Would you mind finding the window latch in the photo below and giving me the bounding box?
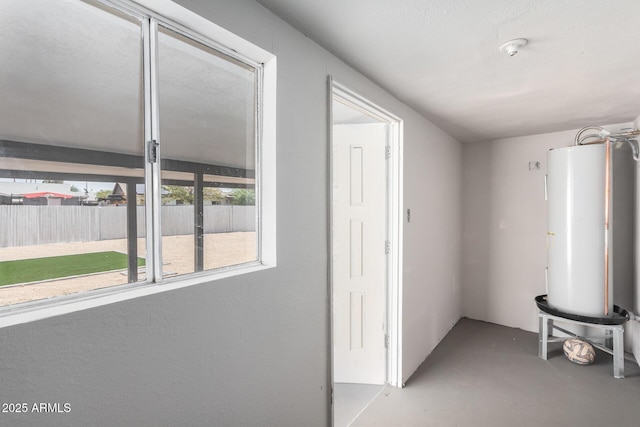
[147,140,159,163]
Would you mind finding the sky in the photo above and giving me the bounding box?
[0,178,115,193]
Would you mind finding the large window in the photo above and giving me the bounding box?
[0,0,266,307]
[157,26,258,277]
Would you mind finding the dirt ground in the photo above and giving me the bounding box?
[0,232,256,306]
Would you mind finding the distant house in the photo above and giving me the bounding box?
[99,183,148,206]
[0,182,86,206]
[101,182,127,206]
[95,182,127,206]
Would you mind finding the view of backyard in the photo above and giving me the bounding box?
[0,183,258,307]
[0,251,144,287]
[0,0,260,308]
[0,232,256,306]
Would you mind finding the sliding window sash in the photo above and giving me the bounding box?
[143,18,163,283]
[108,0,263,282]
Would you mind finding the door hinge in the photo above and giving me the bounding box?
[385,240,390,255]
[147,139,159,163]
[385,145,391,160]
[384,334,389,349]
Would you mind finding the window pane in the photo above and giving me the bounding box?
[157,26,258,277]
[0,0,145,306]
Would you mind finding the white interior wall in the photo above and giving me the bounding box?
[634,114,640,365]
[462,123,634,333]
[0,0,463,425]
[399,113,462,380]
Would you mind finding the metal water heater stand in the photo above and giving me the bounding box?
[536,295,629,378]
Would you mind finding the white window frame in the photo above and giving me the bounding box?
[0,0,276,328]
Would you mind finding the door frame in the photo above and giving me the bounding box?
[328,77,403,397]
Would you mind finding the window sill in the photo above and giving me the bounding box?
[0,262,273,329]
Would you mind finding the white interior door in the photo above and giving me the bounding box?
[333,123,387,385]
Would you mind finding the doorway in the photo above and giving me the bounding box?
[329,79,403,426]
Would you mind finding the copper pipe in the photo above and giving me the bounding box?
[604,138,611,316]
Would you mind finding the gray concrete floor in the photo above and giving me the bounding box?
[334,383,384,427]
[350,318,640,427]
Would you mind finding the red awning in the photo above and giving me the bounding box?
[23,192,74,199]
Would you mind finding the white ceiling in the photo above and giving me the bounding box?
[332,98,384,125]
[257,0,640,142]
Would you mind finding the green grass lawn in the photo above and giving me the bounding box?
[0,251,145,287]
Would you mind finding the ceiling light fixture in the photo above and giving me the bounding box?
[499,38,528,57]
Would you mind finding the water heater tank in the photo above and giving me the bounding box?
[546,144,613,317]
